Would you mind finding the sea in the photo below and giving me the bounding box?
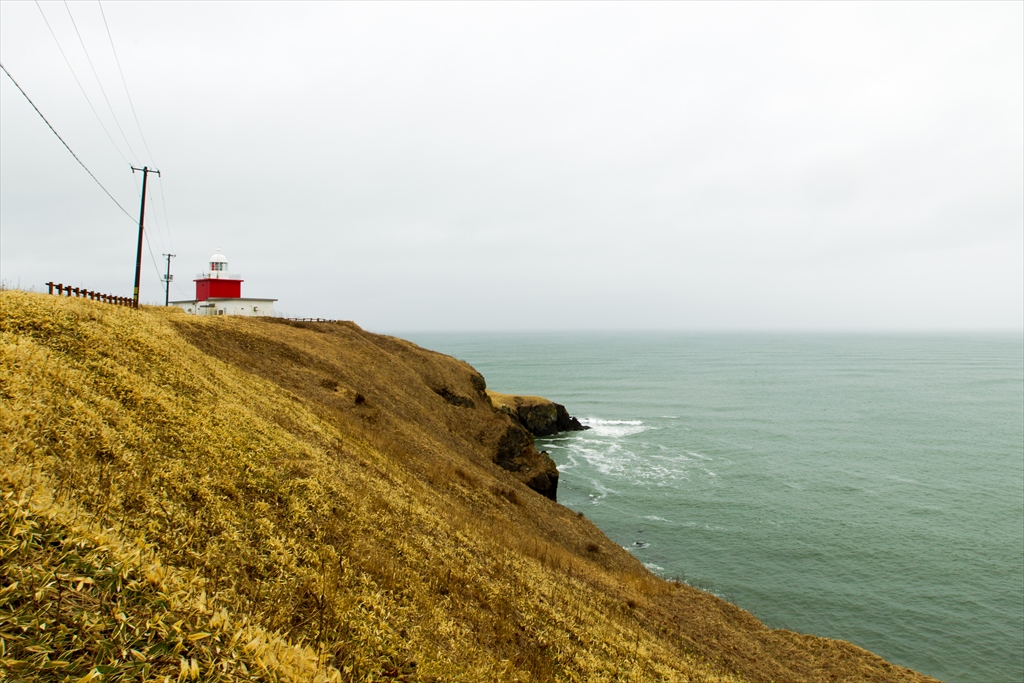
[400,332,1024,683]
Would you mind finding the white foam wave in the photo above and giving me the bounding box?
[642,515,671,522]
[561,440,721,484]
[581,417,652,438]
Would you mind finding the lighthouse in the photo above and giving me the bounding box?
[170,250,277,317]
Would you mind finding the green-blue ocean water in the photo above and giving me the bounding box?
[401,332,1024,683]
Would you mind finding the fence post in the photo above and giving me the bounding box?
[46,282,54,295]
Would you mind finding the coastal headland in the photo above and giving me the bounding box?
[487,391,589,437]
[0,291,939,682]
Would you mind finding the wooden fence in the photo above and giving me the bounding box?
[46,282,134,307]
[285,317,339,323]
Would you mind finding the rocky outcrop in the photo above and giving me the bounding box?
[487,391,589,437]
[432,386,475,408]
[493,422,560,500]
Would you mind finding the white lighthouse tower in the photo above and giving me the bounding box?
[170,250,277,316]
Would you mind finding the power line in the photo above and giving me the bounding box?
[34,0,131,165]
[97,1,174,259]
[1,62,135,222]
[129,169,171,263]
[98,1,176,265]
[98,0,154,163]
[145,228,164,296]
[140,172,168,255]
[62,0,139,162]
[156,176,174,252]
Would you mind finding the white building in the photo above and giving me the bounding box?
[170,250,277,317]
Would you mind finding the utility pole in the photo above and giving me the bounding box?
[131,165,160,308]
[162,253,176,306]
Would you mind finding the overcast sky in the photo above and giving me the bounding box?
[1,1,1021,331]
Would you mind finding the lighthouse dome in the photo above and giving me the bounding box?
[209,250,228,272]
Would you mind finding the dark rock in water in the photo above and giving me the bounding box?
[554,404,588,433]
[519,401,559,436]
[488,391,589,436]
[485,390,585,500]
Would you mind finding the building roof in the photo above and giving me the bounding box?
[170,297,278,304]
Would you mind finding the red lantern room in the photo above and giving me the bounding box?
[194,249,243,301]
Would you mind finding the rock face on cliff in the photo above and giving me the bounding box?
[493,422,560,499]
[429,381,561,499]
[487,391,589,436]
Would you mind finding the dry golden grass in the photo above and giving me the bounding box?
[487,392,550,411]
[0,291,940,682]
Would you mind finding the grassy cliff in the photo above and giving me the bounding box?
[0,291,938,682]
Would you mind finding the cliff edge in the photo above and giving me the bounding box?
[0,291,939,683]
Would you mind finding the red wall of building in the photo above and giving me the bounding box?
[195,279,242,301]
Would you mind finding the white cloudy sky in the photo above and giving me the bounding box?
[1,1,1021,331]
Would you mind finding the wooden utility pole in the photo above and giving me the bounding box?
[162,253,176,306]
[131,165,160,308]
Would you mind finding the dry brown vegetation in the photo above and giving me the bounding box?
[0,291,940,682]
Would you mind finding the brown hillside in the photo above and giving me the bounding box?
[0,291,939,682]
